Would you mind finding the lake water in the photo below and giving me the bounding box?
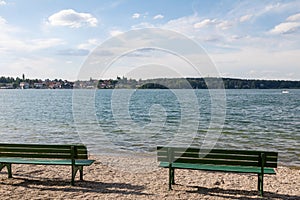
[0,89,299,167]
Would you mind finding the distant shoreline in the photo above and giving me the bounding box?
[1,76,300,89]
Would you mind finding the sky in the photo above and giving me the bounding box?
[0,0,299,81]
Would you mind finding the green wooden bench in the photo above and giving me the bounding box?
[157,146,278,196]
[0,143,95,185]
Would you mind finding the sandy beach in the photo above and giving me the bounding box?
[0,155,299,200]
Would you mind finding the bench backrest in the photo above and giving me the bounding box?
[0,143,88,159]
[157,146,278,168]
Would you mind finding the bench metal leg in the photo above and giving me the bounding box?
[7,164,12,178]
[71,165,75,186]
[0,163,4,171]
[168,166,174,190]
[79,166,83,181]
[171,168,175,185]
[72,165,84,185]
[257,174,260,194]
[257,173,264,196]
[0,163,12,178]
[71,165,78,186]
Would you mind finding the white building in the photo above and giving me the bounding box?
[20,82,30,89]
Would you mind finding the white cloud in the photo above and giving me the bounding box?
[211,48,300,80]
[153,14,164,20]
[132,13,140,19]
[47,9,98,28]
[78,39,99,50]
[264,3,281,13]
[161,15,236,45]
[286,13,300,21]
[0,15,65,54]
[186,17,233,31]
[153,12,300,80]
[57,48,89,56]
[0,38,65,53]
[259,2,300,17]
[216,20,233,30]
[163,15,202,34]
[270,22,300,34]
[239,14,252,22]
[270,13,300,34]
[0,16,7,24]
[2,56,62,79]
[0,0,6,6]
[30,38,65,50]
[194,19,216,29]
[131,22,155,29]
[110,30,124,36]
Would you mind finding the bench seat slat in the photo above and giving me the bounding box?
[0,157,94,166]
[0,148,71,154]
[157,146,278,157]
[0,144,87,154]
[0,154,88,159]
[0,152,88,158]
[158,157,278,168]
[0,143,86,149]
[158,157,262,167]
[159,162,276,174]
[0,153,73,159]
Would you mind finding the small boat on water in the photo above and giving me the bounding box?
[282,90,289,94]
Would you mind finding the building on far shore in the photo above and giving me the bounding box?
[20,82,29,89]
[0,83,14,89]
[34,82,45,89]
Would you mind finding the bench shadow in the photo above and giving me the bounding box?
[184,185,300,200]
[0,176,151,196]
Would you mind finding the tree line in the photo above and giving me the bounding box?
[135,77,300,89]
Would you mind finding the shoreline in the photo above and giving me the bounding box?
[0,155,299,199]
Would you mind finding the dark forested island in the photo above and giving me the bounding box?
[1,75,300,89]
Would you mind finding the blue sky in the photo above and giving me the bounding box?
[0,0,299,80]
